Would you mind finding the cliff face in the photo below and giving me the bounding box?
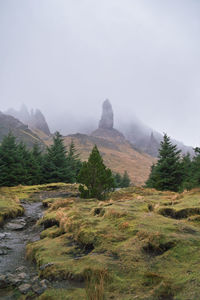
[0,111,45,148]
[6,105,50,135]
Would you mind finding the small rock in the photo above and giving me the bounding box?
[5,222,26,231]
[32,282,47,295]
[16,266,27,273]
[0,248,8,255]
[9,277,22,287]
[0,233,6,240]
[18,272,29,281]
[39,262,54,271]
[18,283,31,294]
[5,232,11,238]
[0,275,7,288]
[6,273,16,283]
[31,276,39,283]
[40,279,49,288]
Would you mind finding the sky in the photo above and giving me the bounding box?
[0,0,200,146]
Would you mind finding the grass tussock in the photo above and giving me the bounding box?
[0,195,24,226]
[84,268,108,300]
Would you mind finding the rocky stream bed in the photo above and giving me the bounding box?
[0,201,48,299]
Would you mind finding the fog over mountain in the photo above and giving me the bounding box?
[1,0,200,146]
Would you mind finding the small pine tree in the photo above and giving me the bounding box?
[78,145,114,200]
[191,147,200,188]
[0,132,24,186]
[17,141,30,185]
[31,143,44,184]
[146,134,183,192]
[43,132,70,183]
[181,153,194,190]
[121,171,131,187]
[66,140,82,183]
[113,172,123,188]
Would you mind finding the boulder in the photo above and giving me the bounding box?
[5,219,26,230]
[0,233,6,240]
[18,283,31,294]
[0,275,7,289]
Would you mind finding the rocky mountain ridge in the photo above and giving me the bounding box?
[6,105,50,136]
[0,111,45,148]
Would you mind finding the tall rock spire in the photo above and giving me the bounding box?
[99,99,113,130]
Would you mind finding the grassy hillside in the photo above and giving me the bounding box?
[21,185,200,300]
[62,134,155,186]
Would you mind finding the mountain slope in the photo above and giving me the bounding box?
[63,133,155,185]
[6,105,50,135]
[118,117,194,157]
[0,111,45,148]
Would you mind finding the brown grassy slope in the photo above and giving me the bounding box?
[40,129,156,186]
[63,133,156,185]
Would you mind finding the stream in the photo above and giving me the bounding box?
[0,194,84,300]
[0,201,45,299]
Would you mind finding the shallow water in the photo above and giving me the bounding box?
[0,202,43,275]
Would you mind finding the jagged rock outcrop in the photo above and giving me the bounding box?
[29,109,50,135]
[6,105,50,135]
[99,99,114,129]
[0,111,45,148]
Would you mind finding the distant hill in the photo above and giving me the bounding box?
[52,100,154,186]
[42,99,194,158]
[0,111,45,149]
[62,133,155,186]
[118,116,194,157]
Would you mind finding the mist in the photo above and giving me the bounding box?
[1,0,200,146]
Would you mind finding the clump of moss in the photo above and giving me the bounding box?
[38,288,86,300]
[40,226,64,239]
[0,196,24,226]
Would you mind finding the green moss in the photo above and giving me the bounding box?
[0,197,24,226]
[38,288,86,300]
[40,226,64,239]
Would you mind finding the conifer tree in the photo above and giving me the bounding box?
[146,134,183,192]
[181,153,194,190]
[66,140,82,183]
[191,147,200,188]
[31,143,44,184]
[113,172,123,188]
[78,145,114,199]
[0,133,23,186]
[17,141,30,185]
[43,132,70,183]
[121,171,131,187]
